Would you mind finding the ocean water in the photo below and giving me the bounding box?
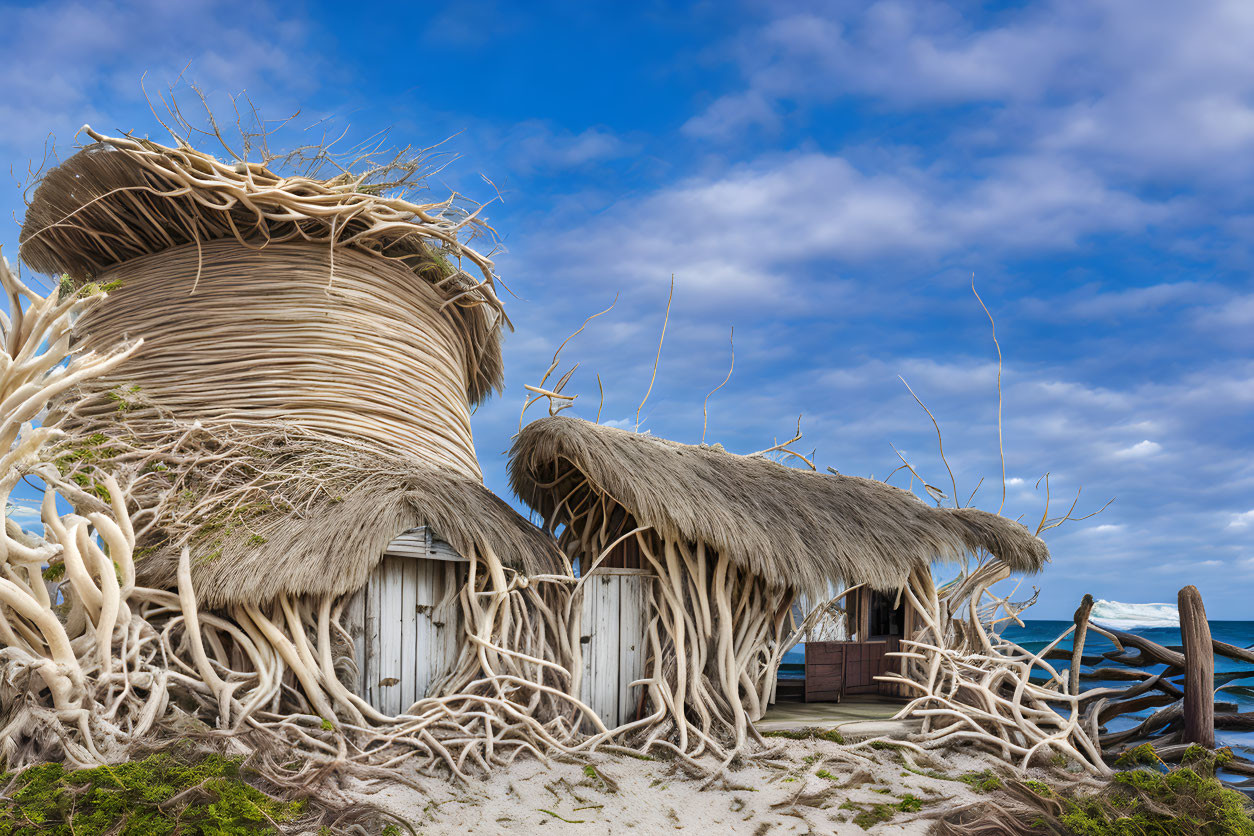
[1002,618,1254,759]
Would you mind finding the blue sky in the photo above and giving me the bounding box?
[1,0,1251,617]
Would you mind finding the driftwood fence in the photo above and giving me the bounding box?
[1049,585,1254,786]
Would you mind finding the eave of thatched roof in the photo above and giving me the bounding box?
[136,461,565,608]
[19,131,505,404]
[509,417,1048,595]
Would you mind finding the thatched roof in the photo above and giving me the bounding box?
[20,130,505,404]
[510,417,1049,595]
[127,440,565,608]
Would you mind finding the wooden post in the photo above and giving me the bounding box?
[1069,594,1094,696]
[1178,585,1214,749]
[857,588,871,642]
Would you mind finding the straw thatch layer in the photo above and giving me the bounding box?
[63,239,484,477]
[20,131,504,403]
[510,417,1048,595]
[135,457,564,609]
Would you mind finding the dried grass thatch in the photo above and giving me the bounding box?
[125,439,566,608]
[510,416,1049,596]
[20,129,504,403]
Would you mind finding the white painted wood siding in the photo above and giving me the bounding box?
[348,527,467,715]
[579,569,652,727]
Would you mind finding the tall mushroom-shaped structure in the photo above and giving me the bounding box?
[20,129,565,715]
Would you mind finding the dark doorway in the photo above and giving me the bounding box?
[868,590,905,639]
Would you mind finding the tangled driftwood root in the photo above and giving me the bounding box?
[878,562,1110,775]
[0,255,608,788]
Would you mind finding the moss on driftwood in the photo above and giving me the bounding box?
[0,752,304,835]
[935,747,1254,836]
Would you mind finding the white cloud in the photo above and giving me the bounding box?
[505,121,636,173]
[682,90,780,139]
[1112,440,1162,459]
[0,0,318,153]
[546,150,1160,297]
[5,504,41,523]
[1152,558,1223,572]
[693,1,1254,179]
[1228,510,1254,530]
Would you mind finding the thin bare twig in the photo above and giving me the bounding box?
[636,276,673,432]
[702,326,734,445]
[971,276,1006,514]
[899,375,958,508]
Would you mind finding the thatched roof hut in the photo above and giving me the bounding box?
[22,129,561,606]
[510,416,1048,597]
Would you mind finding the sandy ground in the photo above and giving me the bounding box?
[353,738,1013,835]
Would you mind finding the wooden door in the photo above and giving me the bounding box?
[345,527,467,716]
[579,569,651,727]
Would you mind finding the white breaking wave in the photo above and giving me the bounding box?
[1090,600,1180,630]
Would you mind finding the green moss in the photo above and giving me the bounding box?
[762,727,846,744]
[1023,780,1054,797]
[901,763,955,781]
[248,534,268,546]
[852,804,896,829]
[841,795,929,830]
[614,750,653,762]
[1181,745,1235,776]
[105,389,138,414]
[958,770,1003,792]
[41,562,66,582]
[1114,742,1163,768]
[0,752,305,835]
[815,769,836,780]
[75,279,125,299]
[1000,762,1254,836]
[579,764,616,793]
[320,718,334,732]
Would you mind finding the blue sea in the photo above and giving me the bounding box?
[1003,619,1254,761]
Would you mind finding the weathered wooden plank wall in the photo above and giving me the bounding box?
[347,527,467,715]
[579,569,651,727]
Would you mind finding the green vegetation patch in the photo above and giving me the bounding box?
[839,794,929,830]
[1114,742,1163,769]
[762,727,846,744]
[958,769,1003,792]
[0,752,306,835]
[1059,764,1254,836]
[939,751,1254,836]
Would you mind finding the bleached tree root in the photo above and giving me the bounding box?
[0,254,605,788]
[873,565,1110,776]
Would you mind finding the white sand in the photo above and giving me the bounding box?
[354,739,1011,835]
